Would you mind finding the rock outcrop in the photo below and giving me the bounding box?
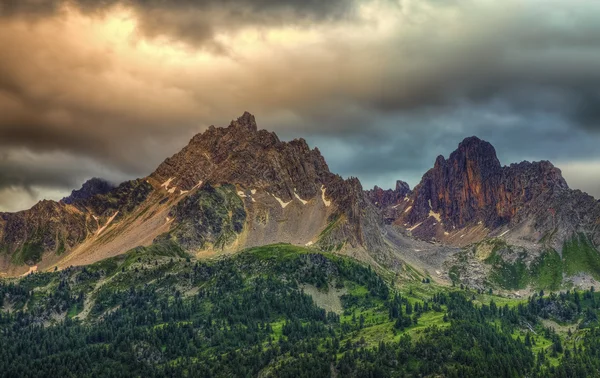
[62,178,115,205]
[152,112,388,255]
[366,181,411,210]
[377,136,600,248]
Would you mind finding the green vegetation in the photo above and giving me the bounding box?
[486,249,530,289]
[530,249,563,290]
[2,242,600,377]
[451,235,600,291]
[562,233,600,280]
[11,240,44,265]
[165,183,247,250]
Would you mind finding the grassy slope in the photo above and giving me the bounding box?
[453,234,600,291]
[562,233,600,280]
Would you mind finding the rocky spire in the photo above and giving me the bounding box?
[407,136,569,228]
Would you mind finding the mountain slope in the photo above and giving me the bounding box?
[371,136,600,289]
[0,113,393,275]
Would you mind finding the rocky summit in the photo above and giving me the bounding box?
[0,113,393,275]
[375,136,600,250]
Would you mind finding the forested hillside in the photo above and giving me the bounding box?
[1,243,600,377]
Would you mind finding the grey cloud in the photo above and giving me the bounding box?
[0,0,361,50]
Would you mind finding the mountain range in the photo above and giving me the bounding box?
[2,112,600,292]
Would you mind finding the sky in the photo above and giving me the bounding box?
[1,0,600,212]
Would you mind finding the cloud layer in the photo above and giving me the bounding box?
[1,0,600,210]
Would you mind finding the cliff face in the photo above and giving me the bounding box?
[366,181,411,209]
[378,136,599,248]
[408,137,568,229]
[152,112,331,201]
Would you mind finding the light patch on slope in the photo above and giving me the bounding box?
[392,204,400,209]
[21,265,38,277]
[428,210,441,222]
[237,191,248,198]
[272,194,292,208]
[180,190,189,195]
[404,206,412,213]
[251,189,257,195]
[321,185,331,207]
[294,191,308,205]
[499,230,510,237]
[408,222,422,231]
[192,181,203,190]
[444,231,450,236]
[167,187,177,194]
[96,211,119,236]
[305,241,314,246]
[428,199,432,209]
[404,197,410,202]
[161,177,175,189]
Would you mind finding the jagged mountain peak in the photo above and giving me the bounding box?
[395,180,411,193]
[439,136,502,175]
[230,111,258,132]
[152,112,331,201]
[62,177,116,205]
[375,135,594,248]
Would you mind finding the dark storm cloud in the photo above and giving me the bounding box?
[0,0,361,50]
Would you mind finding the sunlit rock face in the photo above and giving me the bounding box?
[375,136,600,249]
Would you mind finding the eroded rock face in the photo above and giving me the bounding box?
[382,136,600,247]
[152,112,388,255]
[152,112,332,202]
[366,181,411,209]
[407,137,569,228]
[0,179,154,266]
[0,201,89,264]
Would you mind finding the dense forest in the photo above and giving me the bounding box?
[1,243,600,377]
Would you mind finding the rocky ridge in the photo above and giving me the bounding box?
[0,113,394,275]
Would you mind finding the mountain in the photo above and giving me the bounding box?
[6,122,600,377]
[366,180,411,224]
[3,117,600,292]
[370,136,600,290]
[378,136,600,248]
[0,112,394,275]
[149,111,387,256]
